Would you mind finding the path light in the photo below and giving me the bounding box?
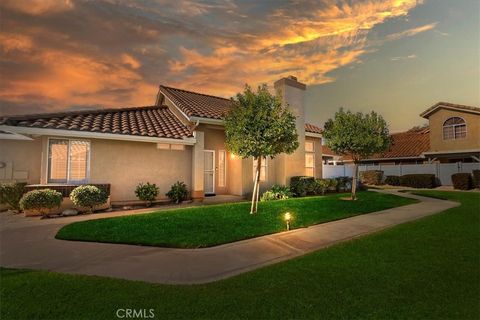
[284,212,292,231]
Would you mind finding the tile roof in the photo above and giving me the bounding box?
[159,85,232,120]
[373,127,430,159]
[322,127,430,161]
[321,145,336,156]
[305,123,322,134]
[0,106,193,139]
[420,102,480,118]
[159,85,322,133]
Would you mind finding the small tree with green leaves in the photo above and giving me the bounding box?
[323,109,390,200]
[225,84,299,214]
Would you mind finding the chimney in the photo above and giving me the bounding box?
[273,76,307,184]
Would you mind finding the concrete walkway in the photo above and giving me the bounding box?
[0,190,459,284]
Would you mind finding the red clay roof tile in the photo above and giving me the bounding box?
[0,106,193,139]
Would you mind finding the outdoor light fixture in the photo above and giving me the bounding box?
[284,212,292,230]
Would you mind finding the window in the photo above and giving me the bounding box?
[218,150,226,187]
[253,157,267,181]
[48,139,90,183]
[305,140,315,177]
[443,117,466,140]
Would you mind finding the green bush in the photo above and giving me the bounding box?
[473,170,480,189]
[0,182,27,211]
[70,185,109,213]
[385,175,401,186]
[166,181,188,204]
[335,176,352,192]
[19,189,62,216]
[260,185,292,201]
[361,170,384,185]
[135,182,159,206]
[400,174,436,188]
[451,173,473,190]
[313,179,330,195]
[290,176,316,197]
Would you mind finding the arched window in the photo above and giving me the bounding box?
[443,117,466,140]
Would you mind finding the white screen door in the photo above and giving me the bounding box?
[204,150,215,195]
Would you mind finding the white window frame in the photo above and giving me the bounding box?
[47,137,91,184]
[253,157,267,182]
[305,140,315,177]
[443,117,467,140]
[218,150,226,188]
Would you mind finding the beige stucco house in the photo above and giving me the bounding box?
[326,102,480,165]
[0,76,323,203]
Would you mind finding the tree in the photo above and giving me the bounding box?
[225,84,299,214]
[323,108,390,200]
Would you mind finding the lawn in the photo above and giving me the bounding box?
[1,191,478,319]
[55,191,415,248]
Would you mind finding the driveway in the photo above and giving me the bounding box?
[0,190,459,284]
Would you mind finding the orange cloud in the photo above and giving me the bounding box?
[2,0,74,15]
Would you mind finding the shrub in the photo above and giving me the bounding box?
[19,189,62,216]
[70,185,109,213]
[313,179,330,195]
[166,181,188,204]
[335,176,352,192]
[400,174,436,188]
[451,173,473,190]
[385,175,401,186]
[473,170,480,189]
[290,176,316,197]
[135,182,159,206]
[361,170,384,185]
[0,182,27,211]
[260,184,292,201]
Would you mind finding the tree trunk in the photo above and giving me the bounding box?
[250,157,262,214]
[351,162,358,200]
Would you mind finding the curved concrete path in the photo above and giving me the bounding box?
[0,190,459,284]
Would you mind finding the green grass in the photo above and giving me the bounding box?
[55,191,415,248]
[2,191,478,319]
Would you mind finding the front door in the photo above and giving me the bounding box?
[204,150,215,195]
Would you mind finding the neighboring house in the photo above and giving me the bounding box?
[420,102,480,163]
[0,76,323,203]
[325,102,479,165]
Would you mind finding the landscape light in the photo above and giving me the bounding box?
[284,212,292,230]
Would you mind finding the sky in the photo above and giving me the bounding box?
[0,0,478,132]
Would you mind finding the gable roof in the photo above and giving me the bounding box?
[0,105,193,140]
[159,84,322,134]
[420,102,480,119]
[159,85,232,120]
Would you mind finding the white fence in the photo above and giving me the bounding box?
[322,163,480,186]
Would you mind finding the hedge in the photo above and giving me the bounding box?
[290,176,316,197]
[385,175,401,186]
[451,173,473,190]
[400,174,437,188]
[473,170,480,189]
[361,170,384,185]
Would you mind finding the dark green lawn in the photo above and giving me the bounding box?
[2,191,478,320]
[55,191,415,248]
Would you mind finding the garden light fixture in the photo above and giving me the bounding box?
[284,212,292,230]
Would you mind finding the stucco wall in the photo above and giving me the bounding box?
[428,109,480,152]
[0,138,43,184]
[87,139,192,202]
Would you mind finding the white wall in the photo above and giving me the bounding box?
[322,162,480,186]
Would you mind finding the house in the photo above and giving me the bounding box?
[324,102,479,165]
[0,76,323,203]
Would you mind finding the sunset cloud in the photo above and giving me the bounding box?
[0,0,429,115]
